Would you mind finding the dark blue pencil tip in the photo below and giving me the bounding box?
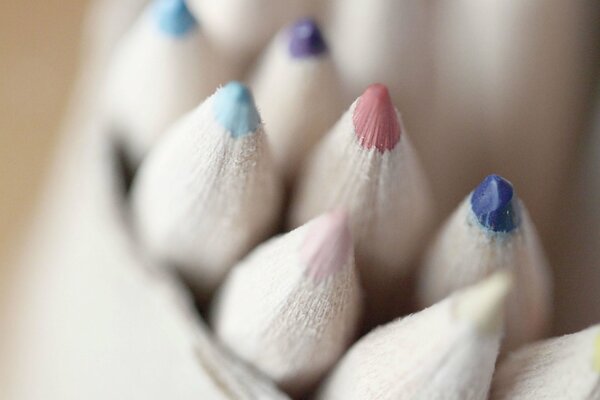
[213,81,261,138]
[470,175,519,233]
[153,0,197,37]
[288,18,327,58]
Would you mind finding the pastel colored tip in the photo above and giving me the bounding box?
[153,0,197,37]
[454,271,513,334]
[353,84,401,152]
[213,82,261,138]
[470,174,519,233]
[288,18,327,58]
[594,333,600,372]
[301,210,353,281]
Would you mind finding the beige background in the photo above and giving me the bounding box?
[0,1,87,268]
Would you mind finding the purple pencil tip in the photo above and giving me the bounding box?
[288,18,327,58]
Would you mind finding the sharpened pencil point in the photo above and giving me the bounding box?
[153,0,197,37]
[288,18,327,58]
[455,271,512,334]
[353,84,401,152]
[301,210,352,281]
[471,174,519,233]
[594,333,600,372]
[213,81,261,138]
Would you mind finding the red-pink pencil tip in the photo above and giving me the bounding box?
[352,84,401,152]
[300,210,353,281]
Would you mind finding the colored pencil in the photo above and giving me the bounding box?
[316,272,511,400]
[2,124,288,400]
[187,0,316,62]
[102,0,229,164]
[289,83,434,321]
[417,174,552,351]
[554,86,600,333]
[491,324,600,400]
[250,18,344,182]
[84,0,148,62]
[212,210,363,395]
[132,81,283,297]
[327,0,433,111]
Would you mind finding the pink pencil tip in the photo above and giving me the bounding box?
[300,210,353,281]
[352,84,401,152]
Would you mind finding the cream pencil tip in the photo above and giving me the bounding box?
[301,210,353,281]
[593,333,600,372]
[455,271,513,334]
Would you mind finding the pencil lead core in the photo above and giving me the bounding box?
[470,174,519,233]
[454,271,512,334]
[213,81,261,138]
[288,18,327,58]
[594,333,600,372]
[353,84,401,152]
[153,0,197,37]
[301,210,352,281]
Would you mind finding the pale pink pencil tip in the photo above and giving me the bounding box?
[301,210,353,281]
[352,83,401,152]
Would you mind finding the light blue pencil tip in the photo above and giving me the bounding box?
[153,0,197,37]
[213,82,261,138]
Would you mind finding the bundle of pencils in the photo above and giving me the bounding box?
[2,0,599,399]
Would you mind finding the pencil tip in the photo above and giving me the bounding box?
[594,333,600,372]
[353,84,401,152]
[213,81,261,138]
[301,210,353,281]
[454,271,513,334]
[470,174,519,233]
[153,0,197,37]
[288,18,327,58]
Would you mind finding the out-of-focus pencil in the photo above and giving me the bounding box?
[418,174,552,351]
[212,210,362,395]
[132,81,282,297]
[102,0,228,164]
[491,324,600,400]
[250,18,343,183]
[84,0,148,63]
[328,0,433,112]
[289,83,434,322]
[187,0,316,63]
[554,86,600,333]
[316,272,512,400]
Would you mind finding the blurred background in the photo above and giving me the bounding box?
[0,1,86,269]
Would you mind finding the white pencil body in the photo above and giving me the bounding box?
[554,85,600,333]
[188,0,314,61]
[289,100,433,314]
[2,120,288,400]
[418,197,552,351]
[132,90,282,295]
[102,4,227,163]
[328,0,433,109]
[250,28,344,182]
[84,0,148,64]
[491,324,600,400]
[316,273,510,400]
[212,212,363,394]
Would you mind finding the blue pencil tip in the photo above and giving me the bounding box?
[470,174,519,233]
[153,0,197,37]
[213,82,261,138]
[288,18,327,58]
